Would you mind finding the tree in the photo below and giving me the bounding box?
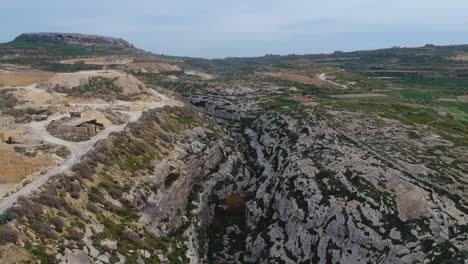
[0,212,12,225]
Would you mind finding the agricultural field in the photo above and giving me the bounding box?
[0,72,54,87]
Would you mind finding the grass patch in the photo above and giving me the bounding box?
[400,91,433,101]
[0,40,126,57]
[0,212,12,225]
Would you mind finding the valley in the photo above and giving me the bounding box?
[0,33,466,264]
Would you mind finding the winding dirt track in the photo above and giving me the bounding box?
[0,90,181,214]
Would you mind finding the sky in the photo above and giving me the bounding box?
[1,0,468,58]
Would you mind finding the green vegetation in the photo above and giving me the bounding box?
[30,246,51,264]
[165,173,180,188]
[322,101,468,146]
[121,155,155,173]
[389,78,468,98]
[0,40,126,57]
[81,76,122,95]
[273,98,298,108]
[113,138,159,174]
[172,114,192,126]
[399,90,434,101]
[0,212,12,225]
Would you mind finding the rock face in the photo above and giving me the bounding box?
[204,110,468,264]
[15,33,134,50]
[1,105,245,263]
[189,95,258,120]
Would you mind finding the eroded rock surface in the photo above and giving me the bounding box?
[202,109,467,264]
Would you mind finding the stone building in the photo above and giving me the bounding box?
[56,118,104,140]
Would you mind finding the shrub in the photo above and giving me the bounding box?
[72,160,96,180]
[66,227,84,241]
[122,230,144,247]
[224,194,246,216]
[35,193,65,209]
[88,188,105,204]
[8,196,43,222]
[0,225,19,245]
[0,212,12,225]
[164,173,180,188]
[65,206,84,220]
[51,216,64,233]
[68,181,82,199]
[31,220,57,239]
[87,203,100,214]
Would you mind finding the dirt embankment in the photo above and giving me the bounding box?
[127,62,183,73]
[59,56,133,65]
[38,70,159,101]
[450,54,468,62]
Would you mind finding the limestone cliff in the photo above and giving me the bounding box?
[15,33,134,50]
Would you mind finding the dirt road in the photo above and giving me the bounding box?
[317,73,348,89]
[0,89,181,214]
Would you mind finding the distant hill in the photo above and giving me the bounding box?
[15,33,135,51]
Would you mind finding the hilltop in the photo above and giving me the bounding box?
[15,33,135,50]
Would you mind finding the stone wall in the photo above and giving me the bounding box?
[54,125,91,141]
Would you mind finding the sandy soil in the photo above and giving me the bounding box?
[450,54,468,61]
[0,184,14,199]
[0,72,55,87]
[185,70,214,80]
[0,243,33,263]
[39,70,157,101]
[0,142,52,186]
[59,56,133,65]
[128,62,182,73]
[12,85,61,107]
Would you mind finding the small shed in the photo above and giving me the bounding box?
[58,118,104,137]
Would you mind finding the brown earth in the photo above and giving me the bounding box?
[127,62,182,73]
[39,70,159,101]
[59,56,133,65]
[262,72,334,88]
[0,72,55,87]
[0,142,51,184]
[450,54,468,61]
[0,243,33,263]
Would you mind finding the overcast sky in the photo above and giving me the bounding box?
[1,0,468,58]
